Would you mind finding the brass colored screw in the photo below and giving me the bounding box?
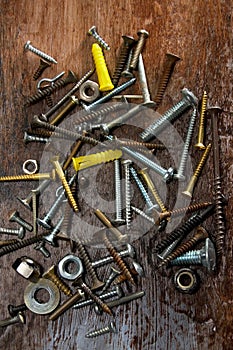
[62,139,83,171]
[0,170,56,182]
[43,265,73,297]
[51,156,78,212]
[195,91,208,149]
[182,143,211,198]
[33,59,51,80]
[50,95,79,126]
[94,209,127,242]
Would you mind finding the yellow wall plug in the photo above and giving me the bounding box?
[92,43,114,92]
[72,149,122,171]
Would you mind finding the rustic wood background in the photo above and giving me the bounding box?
[0,1,232,349]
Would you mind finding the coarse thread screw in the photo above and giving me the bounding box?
[158,226,209,268]
[131,206,155,224]
[0,170,56,182]
[0,312,26,328]
[138,54,156,107]
[171,238,216,272]
[43,216,63,246]
[113,159,124,224]
[0,226,25,239]
[140,88,198,142]
[174,108,197,180]
[112,35,136,86]
[9,211,33,232]
[43,265,73,296]
[0,239,18,247]
[129,29,149,70]
[122,160,132,230]
[88,26,110,51]
[94,209,127,242]
[0,234,44,257]
[92,43,114,92]
[154,52,181,108]
[195,91,208,149]
[182,143,211,198]
[8,304,28,317]
[91,243,135,268]
[73,286,122,309]
[24,41,57,64]
[85,321,117,338]
[33,58,51,80]
[24,131,49,144]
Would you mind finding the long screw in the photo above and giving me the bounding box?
[43,265,73,296]
[88,26,110,50]
[131,206,155,224]
[182,143,212,198]
[94,209,127,242]
[122,160,132,230]
[73,286,122,309]
[195,91,208,149]
[91,243,135,268]
[174,108,197,180]
[33,59,51,80]
[49,290,83,321]
[85,322,117,338]
[9,211,33,232]
[114,159,124,224]
[138,54,155,107]
[24,41,57,64]
[0,234,44,257]
[0,312,26,328]
[100,267,121,295]
[0,227,25,239]
[154,52,181,108]
[0,170,56,182]
[140,88,198,141]
[158,226,209,268]
[24,132,49,144]
[129,29,149,70]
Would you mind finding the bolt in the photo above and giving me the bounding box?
[24,131,49,144]
[195,91,208,149]
[0,226,25,239]
[34,241,51,258]
[122,160,132,230]
[88,26,110,51]
[24,40,57,64]
[100,267,121,295]
[0,312,26,328]
[8,304,28,317]
[43,216,63,246]
[171,238,216,272]
[182,143,211,198]
[140,88,198,142]
[174,108,197,180]
[92,43,114,92]
[9,211,33,232]
[138,54,156,107]
[129,29,149,71]
[17,179,52,211]
[33,58,51,80]
[85,321,117,338]
[91,243,135,268]
[43,265,73,296]
[113,159,125,225]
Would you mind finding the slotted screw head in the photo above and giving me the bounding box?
[88,25,97,36]
[137,29,149,38]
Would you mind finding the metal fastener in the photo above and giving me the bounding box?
[0,312,26,328]
[195,91,208,149]
[24,40,57,64]
[43,216,63,246]
[100,267,121,295]
[94,209,127,242]
[43,265,73,296]
[88,26,110,51]
[129,29,149,70]
[0,226,25,239]
[33,58,51,80]
[9,211,33,232]
[85,322,117,338]
[8,304,28,317]
[91,243,135,268]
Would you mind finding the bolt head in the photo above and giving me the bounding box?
[18,227,26,239]
[121,69,134,78]
[122,35,135,46]
[181,88,198,107]
[88,25,97,35]
[137,29,149,38]
[24,41,31,50]
[201,238,216,272]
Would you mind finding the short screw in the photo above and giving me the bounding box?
[43,216,63,246]
[140,88,198,142]
[33,58,51,80]
[24,40,57,64]
[129,29,149,71]
[85,322,117,338]
[131,206,155,224]
[9,211,33,232]
[195,91,208,149]
[43,265,73,296]
[171,238,216,272]
[8,304,28,317]
[137,54,156,107]
[49,289,84,321]
[88,26,110,50]
[0,226,25,239]
[91,243,135,268]
[113,159,125,225]
[24,131,49,144]
[100,267,121,295]
[122,160,132,230]
[0,312,26,328]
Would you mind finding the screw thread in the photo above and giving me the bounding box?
[89,28,110,51]
[195,91,208,148]
[0,239,19,247]
[0,173,52,182]
[8,304,28,316]
[193,143,212,178]
[45,271,72,296]
[45,94,53,108]
[119,140,165,150]
[123,162,132,230]
[0,234,44,257]
[170,250,201,265]
[25,42,57,64]
[130,31,149,70]
[24,132,48,143]
[80,282,113,315]
[121,49,134,77]
[33,59,51,80]
[159,202,212,221]
[130,167,154,209]
[213,176,225,257]
[73,288,118,309]
[85,325,113,338]
[60,175,78,212]
[131,206,154,224]
[0,227,21,236]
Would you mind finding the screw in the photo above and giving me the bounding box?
[140,88,198,142]
[8,304,28,317]
[33,58,51,80]
[0,227,25,239]
[122,160,132,230]
[24,40,57,64]
[174,108,197,180]
[113,159,125,225]
[157,239,180,260]
[92,43,114,92]
[0,170,56,182]
[9,211,33,232]
[158,226,209,268]
[91,243,135,268]
[0,239,18,247]
[182,143,211,198]
[17,179,52,211]
[43,216,63,246]
[94,209,127,242]
[131,206,155,224]
[88,26,110,51]
[171,238,216,272]
[43,265,73,296]
[0,312,26,328]
[24,131,49,144]
[129,29,149,71]
[195,91,208,149]
[85,321,117,338]
[121,48,135,78]
[100,267,121,295]
[154,52,181,108]
[0,234,44,257]
[137,54,156,107]
[49,289,83,321]
[112,35,136,86]
[34,241,51,258]
[49,95,79,126]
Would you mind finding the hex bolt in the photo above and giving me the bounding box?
[170,238,216,272]
[24,131,49,144]
[0,227,25,239]
[43,265,73,297]
[0,312,26,328]
[33,58,51,80]
[154,52,181,108]
[140,88,198,142]
[113,159,125,225]
[85,321,117,338]
[174,108,197,180]
[122,160,132,230]
[8,304,28,317]
[43,216,63,246]
[34,241,51,258]
[100,267,121,295]
[9,211,33,232]
[17,179,52,211]
[122,146,174,183]
[24,40,57,64]
[129,29,149,71]
[137,54,155,107]
[91,243,135,268]
[88,25,110,51]
[195,91,208,149]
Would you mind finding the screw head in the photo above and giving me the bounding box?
[24,41,31,51]
[122,35,135,46]
[100,123,110,135]
[18,227,26,239]
[9,210,19,222]
[163,167,174,183]
[88,25,97,36]
[125,243,136,258]
[201,238,216,272]
[121,159,133,166]
[181,88,198,107]
[17,312,26,325]
[137,29,149,38]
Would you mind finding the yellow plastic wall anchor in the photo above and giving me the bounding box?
[92,43,114,92]
[72,149,122,171]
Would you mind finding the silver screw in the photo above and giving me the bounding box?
[9,211,33,232]
[138,54,155,107]
[34,241,51,258]
[91,243,135,268]
[174,109,197,180]
[0,227,25,239]
[88,26,110,51]
[131,206,155,224]
[157,238,180,260]
[24,132,49,144]
[24,41,57,64]
[122,160,132,230]
[43,216,63,246]
[113,160,124,224]
[85,321,117,338]
[170,238,216,272]
[0,312,26,328]
[140,88,198,141]
[100,267,121,295]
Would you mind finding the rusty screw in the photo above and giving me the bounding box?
[129,29,149,71]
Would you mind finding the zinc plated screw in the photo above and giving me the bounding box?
[0,312,26,328]
[34,241,51,258]
[9,211,33,232]
[91,243,135,268]
[171,238,216,272]
[49,95,79,126]
[138,54,156,107]
[0,227,25,239]
[85,321,117,338]
[129,29,149,71]
[43,216,63,246]
[174,108,197,180]
[88,26,110,51]
[100,267,121,295]
[140,88,198,142]
[24,131,49,144]
[24,41,57,64]
[33,58,51,80]
[8,304,28,317]
[131,206,155,224]
[43,265,73,297]
[114,159,125,225]
[121,48,134,78]
[195,91,208,149]
[122,160,132,230]
[182,143,212,198]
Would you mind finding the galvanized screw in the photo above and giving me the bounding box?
[0,226,25,239]
[122,160,132,230]
[113,159,125,225]
[85,321,117,338]
[0,312,26,328]
[24,131,49,144]
[88,26,110,50]
[24,40,57,64]
[121,48,135,78]
[138,54,155,107]
[9,211,33,232]
[129,29,149,70]
[131,206,155,224]
[43,216,63,246]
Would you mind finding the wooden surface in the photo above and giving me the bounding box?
[0,1,232,349]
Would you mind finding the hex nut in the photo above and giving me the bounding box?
[58,254,84,280]
[173,268,200,294]
[79,80,100,103]
[12,256,42,282]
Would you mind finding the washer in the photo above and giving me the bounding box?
[58,254,83,280]
[24,278,60,314]
[79,80,100,102]
[22,159,39,175]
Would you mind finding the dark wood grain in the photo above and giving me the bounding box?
[0,1,232,349]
